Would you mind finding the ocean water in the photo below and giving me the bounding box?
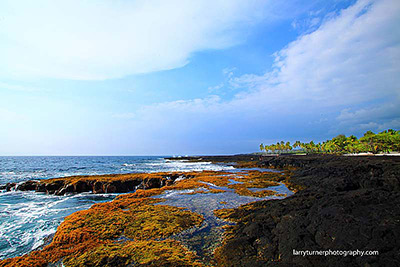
[0,156,234,260]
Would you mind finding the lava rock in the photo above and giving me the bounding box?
[213,155,400,267]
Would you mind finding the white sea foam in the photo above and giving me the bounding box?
[162,189,193,197]
[120,159,234,173]
[0,190,116,259]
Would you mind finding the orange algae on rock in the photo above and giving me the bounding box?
[231,187,281,198]
[55,194,204,242]
[123,204,204,240]
[213,208,239,222]
[0,187,204,267]
[0,168,296,267]
[63,240,204,267]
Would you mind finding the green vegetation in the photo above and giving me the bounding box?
[260,129,400,154]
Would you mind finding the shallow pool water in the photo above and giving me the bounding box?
[152,177,294,262]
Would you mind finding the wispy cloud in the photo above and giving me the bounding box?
[0,0,276,80]
[207,83,224,93]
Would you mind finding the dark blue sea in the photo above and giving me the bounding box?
[0,156,234,259]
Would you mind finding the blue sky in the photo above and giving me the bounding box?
[0,0,399,155]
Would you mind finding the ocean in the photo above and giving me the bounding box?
[0,156,234,259]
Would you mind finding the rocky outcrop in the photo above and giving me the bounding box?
[4,173,188,195]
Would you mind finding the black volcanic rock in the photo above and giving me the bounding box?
[16,180,37,191]
[1,182,16,191]
[212,155,400,267]
[13,173,184,196]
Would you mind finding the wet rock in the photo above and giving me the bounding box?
[93,181,104,194]
[104,183,117,193]
[143,177,163,189]
[16,180,38,191]
[55,187,66,196]
[64,183,75,194]
[45,181,65,194]
[2,182,16,191]
[36,183,46,192]
[14,174,167,195]
[73,181,90,193]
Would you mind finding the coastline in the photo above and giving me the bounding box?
[0,161,294,266]
[1,154,399,266]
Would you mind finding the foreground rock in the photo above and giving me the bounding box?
[210,155,400,267]
[1,170,280,267]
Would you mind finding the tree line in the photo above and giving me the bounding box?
[259,129,400,154]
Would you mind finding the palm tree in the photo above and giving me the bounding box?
[276,142,282,154]
[293,141,301,149]
[285,141,292,153]
[270,144,276,154]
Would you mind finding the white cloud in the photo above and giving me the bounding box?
[336,100,400,132]
[0,0,271,80]
[207,83,224,93]
[122,0,400,145]
[234,0,400,108]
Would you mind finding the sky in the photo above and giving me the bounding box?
[0,0,399,155]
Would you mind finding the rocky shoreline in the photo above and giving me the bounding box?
[1,154,399,266]
[189,154,400,266]
[0,173,186,195]
[0,167,291,267]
